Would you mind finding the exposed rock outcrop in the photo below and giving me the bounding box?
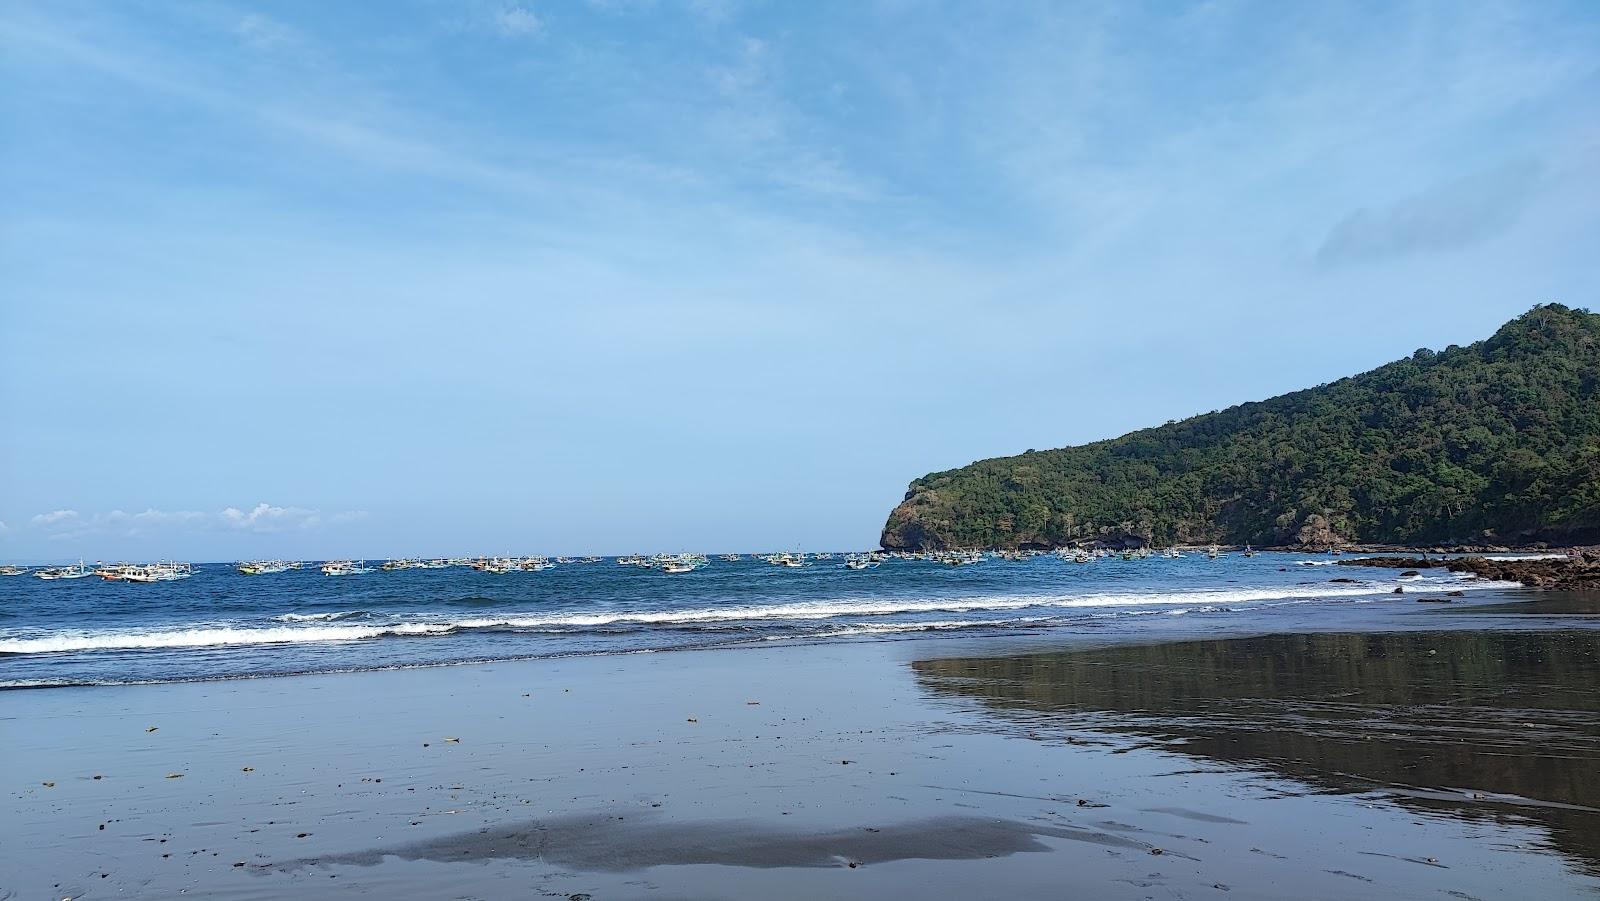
[1337,552,1600,591]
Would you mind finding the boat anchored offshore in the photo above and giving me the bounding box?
[321,560,373,576]
[35,560,93,580]
[239,560,297,575]
[98,562,193,582]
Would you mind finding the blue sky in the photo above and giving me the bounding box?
[2,0,1597,560]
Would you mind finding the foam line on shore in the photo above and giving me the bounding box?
[0,578,1512,656]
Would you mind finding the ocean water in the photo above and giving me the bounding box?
[0,553,1511,687]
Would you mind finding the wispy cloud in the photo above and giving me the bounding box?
[491,4,543,37]
[220,502,321,531]
[31,510,80,527]
[233,13,302,52]
[1316,161,1545,266]
[26,504,366,540]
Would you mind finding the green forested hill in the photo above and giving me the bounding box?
[881,304,1600,550]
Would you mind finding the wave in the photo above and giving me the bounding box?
[274,610,373,622]
[0,580,1515,657]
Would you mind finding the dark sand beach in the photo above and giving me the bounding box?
[6,596,1600,900]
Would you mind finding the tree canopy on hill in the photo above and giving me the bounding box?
[881,304,1600,550]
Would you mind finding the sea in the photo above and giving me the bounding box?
[0,553,1528,688]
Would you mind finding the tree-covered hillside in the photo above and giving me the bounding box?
[881,304,1600,550]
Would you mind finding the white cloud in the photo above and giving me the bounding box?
[31,509,80,527]
[25,504,365,538]
[233,13,301,51]
[220,502,320,532]
[491,4,542,37]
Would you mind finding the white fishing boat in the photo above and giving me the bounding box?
[239,560,294,575]
[35,560,93,580]
[0,564,28,576]
[321,560,372,576]
[120,562,193,582]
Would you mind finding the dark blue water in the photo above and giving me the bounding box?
[0,553,1517,687]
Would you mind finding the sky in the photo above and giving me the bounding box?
[2,0,1597,561]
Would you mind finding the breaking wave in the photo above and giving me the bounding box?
[0,578,1509,657]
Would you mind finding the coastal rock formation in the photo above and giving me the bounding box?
[881,304,1600,551]
[1337,553,1600,591]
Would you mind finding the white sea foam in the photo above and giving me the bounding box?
[0,580,1517,656]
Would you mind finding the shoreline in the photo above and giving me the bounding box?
[0,568,1545,692]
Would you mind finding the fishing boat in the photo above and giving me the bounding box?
[118,562,193,582]
[0,565,27,576]
[239,560,294,575]
[321,560,372,576]
[35,560,93,580]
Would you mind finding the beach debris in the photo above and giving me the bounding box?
[146,726,158,733]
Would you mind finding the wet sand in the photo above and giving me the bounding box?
[6,602,1600,899]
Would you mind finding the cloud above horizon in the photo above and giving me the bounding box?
[1316,161,1547,267]
[25,504,367,541]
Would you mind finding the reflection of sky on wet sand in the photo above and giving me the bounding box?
[914,630,1600,875]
